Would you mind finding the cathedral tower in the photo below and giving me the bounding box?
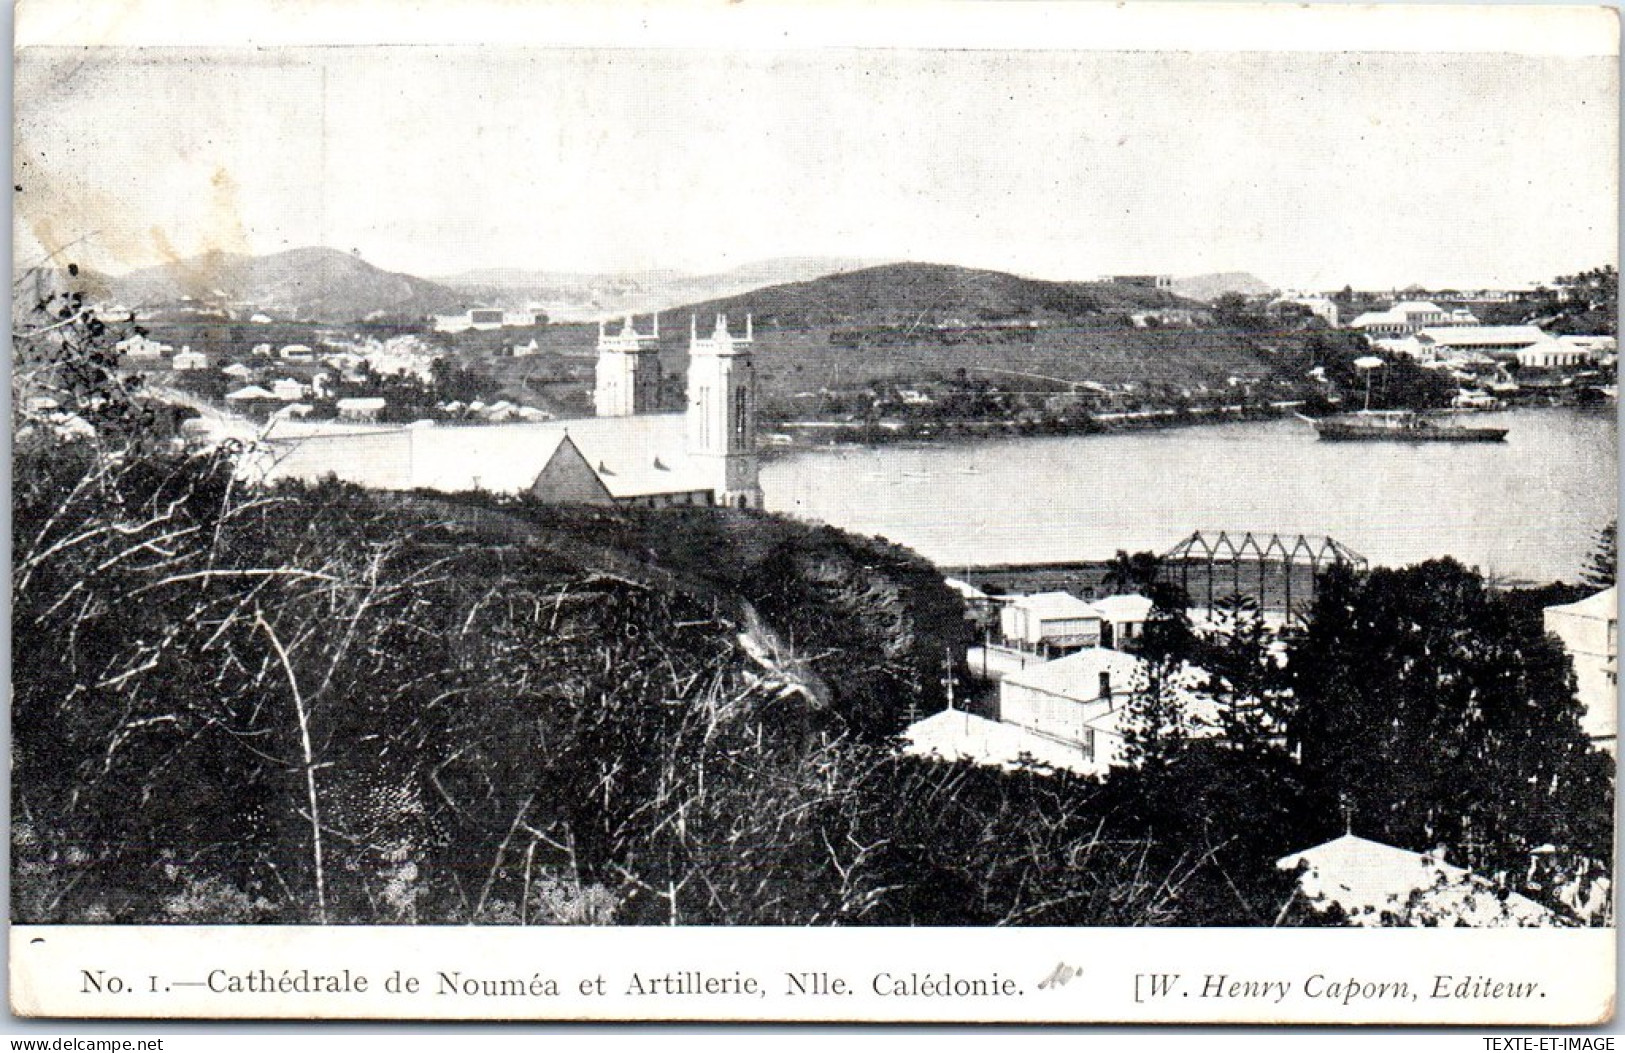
[594,313,662,417]
[686,313,762,509]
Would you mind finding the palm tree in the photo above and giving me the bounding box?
[1101,549,1161,595]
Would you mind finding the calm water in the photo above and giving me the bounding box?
[761,408,1619,583]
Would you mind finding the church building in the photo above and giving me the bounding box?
[253,313,764,510]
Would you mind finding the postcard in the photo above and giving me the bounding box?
[10,0,1617,1024]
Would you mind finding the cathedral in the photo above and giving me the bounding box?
[255,313,764,510]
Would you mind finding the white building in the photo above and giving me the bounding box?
[1413,325,1561,362]
[997,647,1145,769]
[902,708,1104,778]
[271,378,306,402]
[1277,834,1560,927]
[1091,593,1154,650]
[335,397,387,422]
[171,349,208,371]
[1350,301,1449,337]
[279,344,315,362]
[1544,586,1617,751]
[999,592,1102,653]
[116,334,170,360]
[432,308,549,333]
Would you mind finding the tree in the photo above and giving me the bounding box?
[1285,560,1612,899]
[1101,549,1162,595]
[1120,584,1199,772]
[1198,593,1290,758]
[1581,519,1616,589]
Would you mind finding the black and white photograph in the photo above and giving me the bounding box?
[8,0,1618,1025]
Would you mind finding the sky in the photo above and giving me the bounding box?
[13,42,1618,290]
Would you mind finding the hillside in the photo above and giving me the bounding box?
[11,442,994,924]
[102,247,469,321]
[676,261,1192,328]
[1171,272,1275,303]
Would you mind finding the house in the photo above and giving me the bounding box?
[271,378,306,401]
[251,314,764,512]
[116,335,170,360]
[997,647,1146,768]
[998,591,1101,653]
[1091,593,1154,649]
[901,708,1104,778]
[1544,586,1617,751]
[221,362,257,380]
[1276,834,1562,927]
[279,344,315,362]
[224,385,277,402]
[171,349,208,371]
[335,397,387,422]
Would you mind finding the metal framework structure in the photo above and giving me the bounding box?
[1158,531,1369,615]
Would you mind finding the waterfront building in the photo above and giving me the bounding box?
[1544,586,1617,753]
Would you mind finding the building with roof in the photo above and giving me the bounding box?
[997,647,1145,768]
[1276,834,1562,927]
[249,314,763,511]
[171,349,208,371]
[901,708,1104,778]
[998,591,1102,653]
[1349,301,1450,337]
[335,397,387,422]
[1091,593,1154,650]
[1413,325,1567,364]
[1544,586,1617,752]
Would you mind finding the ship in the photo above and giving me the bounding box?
[1306,410,1508,443]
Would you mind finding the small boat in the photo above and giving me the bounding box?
[1310,410,1507,443]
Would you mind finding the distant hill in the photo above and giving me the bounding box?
[1171,272,1275,303]
[99,247,469,322]
[672,261,1191,329]
[438,256,887,320]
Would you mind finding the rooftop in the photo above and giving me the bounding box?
[1000,646,1145,700]
[1009,591,1100,621]
[1277,833,1561,927]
